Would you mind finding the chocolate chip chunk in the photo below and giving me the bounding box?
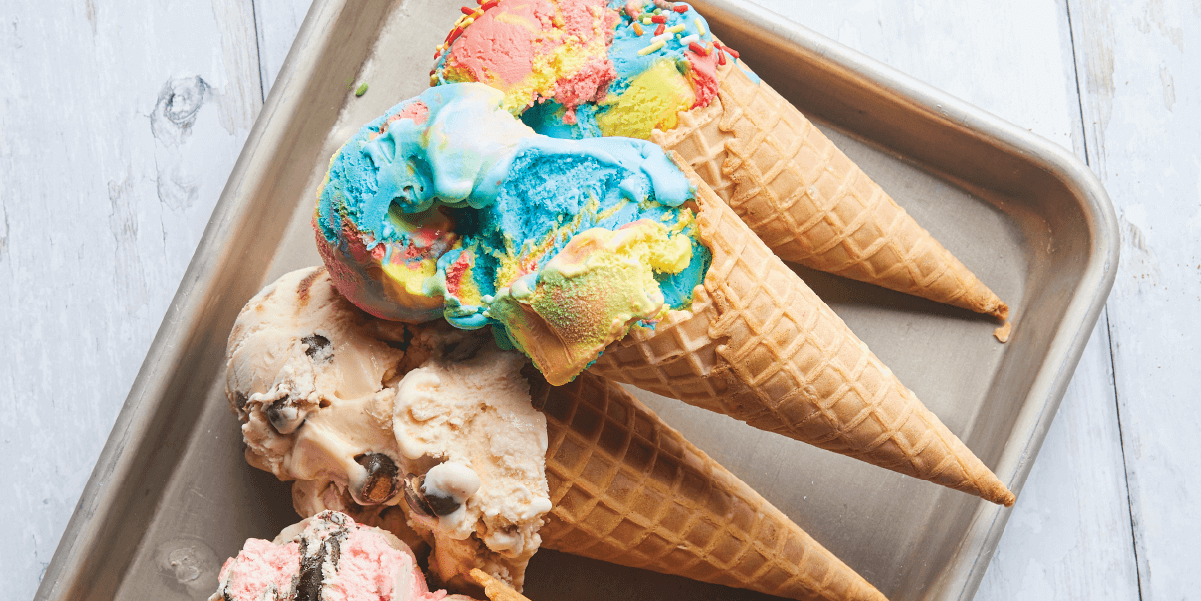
[233,391,248,412]
[355,453,399,504]
[402,473,461,518]
[302,334,332,363]
[295,559,321,601]
[423,487,461,517]
[266,397,303,435]
[403,473,436,518]
[294,520,348,601]
[295,545,325,601]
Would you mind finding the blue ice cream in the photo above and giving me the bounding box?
[313,83,711,383]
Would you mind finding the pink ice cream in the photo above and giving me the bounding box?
[210,511,472,601]
[215,538,299,601]
[436,0,617,120]
[433,0,728,139]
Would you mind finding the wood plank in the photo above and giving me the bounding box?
[1068,0,1201,596]
[749,0,1081,153]
[252,0,316,94]
[746,0,1140,598]
[0,1,261,599]
[977,314,1139,599]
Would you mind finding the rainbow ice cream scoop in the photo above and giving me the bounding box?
[313,83,710,384]
[432,0,743,140]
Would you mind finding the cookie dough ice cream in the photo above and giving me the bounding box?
[225,267,412,492]
[392,347,550,589]
[226,267,552,589]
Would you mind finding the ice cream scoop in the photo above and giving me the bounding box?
[210,510,474,601]
[313,83,711,383]
[227,267,554,590]
[433,0,1010,321]
[225,266,414,490]
[433,0,722,140]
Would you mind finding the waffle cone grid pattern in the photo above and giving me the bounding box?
[651,60,1006,319]
[591,163,1014,506]
[539,373,886,601]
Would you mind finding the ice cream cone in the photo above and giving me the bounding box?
[533,370,887,601]
[652,58,1007,320]
[590,154,1015,507]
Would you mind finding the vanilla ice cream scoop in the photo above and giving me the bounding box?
[389,346,551,588]
[225,267,415,505]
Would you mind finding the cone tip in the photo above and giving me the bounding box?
[999,488,1017,507]
[993,301,1010,322]
[983,482,1017,507]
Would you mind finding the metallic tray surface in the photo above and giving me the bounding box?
[36,1,1118,600]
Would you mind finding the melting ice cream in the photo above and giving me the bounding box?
[313,83,710,384]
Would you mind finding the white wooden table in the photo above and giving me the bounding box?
[3,0,1194,599]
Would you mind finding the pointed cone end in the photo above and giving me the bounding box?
[993,486,1017,508]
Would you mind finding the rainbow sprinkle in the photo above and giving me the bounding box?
[638,39,666,56]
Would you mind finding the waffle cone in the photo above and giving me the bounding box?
[534,371,887,601]
[590,156,1015,507]
[471,568,533,601]
[651,58,1007,320]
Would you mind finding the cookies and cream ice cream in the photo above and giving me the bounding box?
[226,267,552,590]
[210,510,471,601]
[313,83,710,384]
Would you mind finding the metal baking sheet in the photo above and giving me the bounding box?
[36,1,1118,600]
